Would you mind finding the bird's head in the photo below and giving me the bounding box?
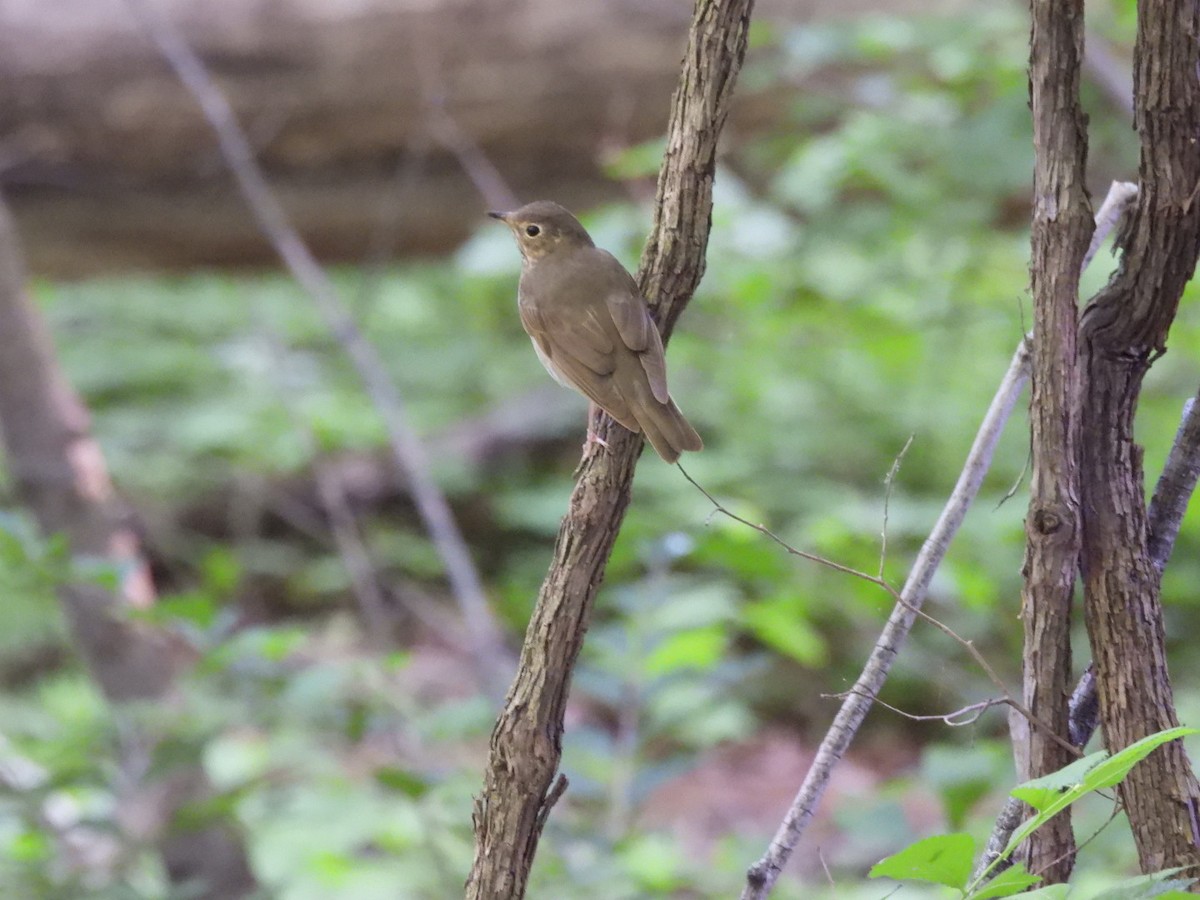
[488,201,595,263]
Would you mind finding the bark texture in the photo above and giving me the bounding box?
[0,196,256,898]
[464,0,755,896]
[1078,0,1200,876]
[1020,0,1092,882]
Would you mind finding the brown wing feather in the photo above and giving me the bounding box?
[605,289,669,405]
[517,245,685,441]
[521,304,640,432]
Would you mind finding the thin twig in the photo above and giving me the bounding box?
[123,0,511,691]
[827,690,1007,728]
[1082,181,1138,273]
[413,45,521,213]
[739,337,1031,899]
[253,317,396,645]
[683,469,1076,757]
[997,444,1031,509]
[678,466,889,588]
[880,435,915,579]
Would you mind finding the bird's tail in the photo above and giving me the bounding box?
[636,397,703,464]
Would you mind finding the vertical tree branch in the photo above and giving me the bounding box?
[1077,0,1200,875]
[1021,0,1093,881]
[0,197,256,898]
[465,1,755,896]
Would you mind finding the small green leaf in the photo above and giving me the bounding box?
[869,832,975,889]
[1004,728,1197,860]
[1010,751,1106,812]
[374,766,430,798]
[643,626,726,675]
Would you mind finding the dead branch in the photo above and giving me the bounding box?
[122,0,511,690]
[740,338,1031,899]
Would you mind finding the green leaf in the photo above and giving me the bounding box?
[1082,727,1197,792]
[374,766,431,798]
[741,596,828,666]
[1010,750,1107,812]
[1004,728,1197,860]
[869,832,975,889]
[968,863,1040,899]
[643,626,727,675]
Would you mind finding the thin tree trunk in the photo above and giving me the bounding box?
[0,195,256,898]
[1021,0,1092,882]
[1077,0,1200,878]
[464,0,755,896]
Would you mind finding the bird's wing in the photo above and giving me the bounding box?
[520,298,614,374]
[520,296,640,431]
[604,284,670,405]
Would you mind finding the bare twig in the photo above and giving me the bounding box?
[426,101,521,213]
[252,319,396,645]
[880,435,915,579]
[123,0,510,688]
[678,467,892,589]
[1082,181,1138,273]
[740,338,1031,899]
[827,691,1008,728]
[682,469,1076,757]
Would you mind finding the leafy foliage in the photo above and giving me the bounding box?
[870,728,1199,898]
[2,0,1196,896]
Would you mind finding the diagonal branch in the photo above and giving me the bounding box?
[121,0,510,689]
[741,338,1031,899]
[465,1,756,896]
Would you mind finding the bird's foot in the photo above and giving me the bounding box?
[584,428,610,451]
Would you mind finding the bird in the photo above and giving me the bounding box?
[489,201,702,464]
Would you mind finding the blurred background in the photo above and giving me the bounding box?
[1,0,1194,897]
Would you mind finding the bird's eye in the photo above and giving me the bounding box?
[525,224,541,237]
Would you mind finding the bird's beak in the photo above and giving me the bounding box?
[487,210,510,221]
